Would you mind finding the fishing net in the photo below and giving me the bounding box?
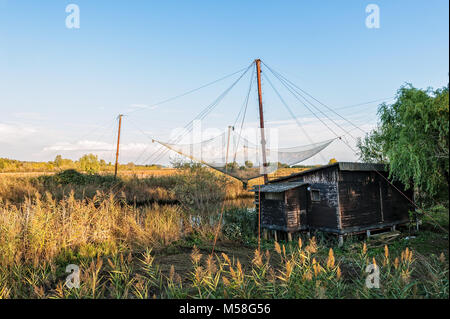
[153,129,334,183]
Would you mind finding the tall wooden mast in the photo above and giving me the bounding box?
[255,59,269,184]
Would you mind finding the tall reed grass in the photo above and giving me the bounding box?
[0,169,251,205]
[0,238,447,299]
[0,192,184,268]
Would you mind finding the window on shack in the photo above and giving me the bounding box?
[311,189,320,202]
[265,192,284,201]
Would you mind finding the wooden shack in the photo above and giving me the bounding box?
[252,162,414,243]
[253,182,310,235]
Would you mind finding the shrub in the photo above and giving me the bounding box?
[223,208,257,240]
[172,166,227,220]
[47,169,86,185]
[79,154,100,174]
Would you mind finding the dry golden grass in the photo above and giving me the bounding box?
[0,192,184,267]
[0,167,306,181]
[0,167,307,205]
[0,169,178,178]
[114,168,179,178]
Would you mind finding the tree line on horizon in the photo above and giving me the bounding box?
[0,154,163,174]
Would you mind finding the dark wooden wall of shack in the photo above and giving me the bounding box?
[337,171,412,231]
[259,194,286,231]
[258,186,309,232]
[278,166,340,232]
[381,180,413,223]
[285,187,308,231]
[307,183,340,231]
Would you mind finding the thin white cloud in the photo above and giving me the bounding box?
[129,104,158,110]
[43,140,114,152]
[12,112,45,121]
[0,123,37,142]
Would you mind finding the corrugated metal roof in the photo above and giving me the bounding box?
[250,182,308,193]
[268,162,388,184]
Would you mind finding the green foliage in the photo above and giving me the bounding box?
[357,130,388,164]
[244,160,253,168]
[223,208,257,241]
[170,158,201,169]
[53,155,63,168]
[0,156,74,173]
[172,166,227,218]
[79,154,100,174]
[357,84,449,200]
[0,154,162,173]
[421,204,449,230]
[277,162,290,168]
[39,169,118,187]
[0,158,27,171]
[225,161,239,171]
[50,169,86,185]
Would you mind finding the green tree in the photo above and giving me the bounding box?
[173,166,227,220]
[356,130,388,164]
[78,154,100,174]
[170,158,201,169]
[277,162,289,168]
[357,84,449,200]
[225,161,239,171]
[54,155,63,167]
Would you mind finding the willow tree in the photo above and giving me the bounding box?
[357,84,449,201]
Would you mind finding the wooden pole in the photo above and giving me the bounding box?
[258,184,261,250]
[114,114,123,178]
[255,59,269,184]
[379,181,384,222]
[225,125,232,173]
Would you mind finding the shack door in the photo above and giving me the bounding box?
[285,185,308,231]
[298,186,308,226]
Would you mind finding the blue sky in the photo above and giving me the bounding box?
[0,0,448,165]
